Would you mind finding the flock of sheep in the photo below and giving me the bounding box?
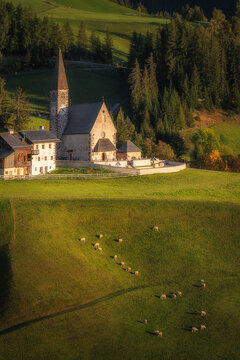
[79,226,207,338]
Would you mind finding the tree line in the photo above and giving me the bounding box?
[120,3,240,160]
[0,1,114,73]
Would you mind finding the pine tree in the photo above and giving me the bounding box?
[0,78,12,131]
[116,108,135,146]
[128,59,142,123]
[103,30,113,64]
[11,87,30,131]
[77,22,88,59]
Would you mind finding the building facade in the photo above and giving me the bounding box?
[50,50,117,161]
[0,129,59,178]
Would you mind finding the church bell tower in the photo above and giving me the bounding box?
[50,49,69,157]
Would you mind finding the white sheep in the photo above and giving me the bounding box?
[118,238,123,243]
[154,330,162,337]
[80,238,86,242]
[134,271,139,275]
[176,291,182,296]
[201,283,206,288]
[200,279,205,283]
[126,267,131,272]
[192,327,198,333]
[120,261,125,266]
[94,243,100,247]
[144,319,148,324]
[99,234,103,238]
[200,325,206,330]
[97,247,102,252]
[160,294,166,300]
[201,311,207,317]
[153,226,159,231]
[171,293,177,299]
[114,255,118,260]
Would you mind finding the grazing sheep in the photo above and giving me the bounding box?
[200,279,205,283]
[134,271,139,275]
[192,327,198,333]
[118,238,123,243]
[154,330,162,337]
[200,325,206,330]
[171,293,177,299]
[201,311,207,317]
[153,226,159,231]
[120,261,125,266]
[80,238,85,242]
[126,267,131,272]
[160,294,166,300]
[144,319,148,324]
[99,234,103,238]
[94,243,100,247]
[200,283,206,288]
[114,255,118,260]
[97,247,102,252]
[176,291,182,296]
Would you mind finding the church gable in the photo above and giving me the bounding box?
[91,103,116,147]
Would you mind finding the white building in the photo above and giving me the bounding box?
[19,129,60,175]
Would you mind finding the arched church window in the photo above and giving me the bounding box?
[101,132,105,138]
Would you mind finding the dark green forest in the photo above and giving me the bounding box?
[111,0,236,18]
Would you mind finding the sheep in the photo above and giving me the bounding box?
[134,271,139,275]
[80,237,86,242]
[118,238,123,243]
[201,311,207,317]
[154,330,162,337]
[97,247,102,252]
[171,293,177,299]
[94,243,100,247]
[200,325,206,330]
[144,319,148,324]
[126,267,131,272]
[200,283,206,288]
[176,291,182,296]
[191,327,198,333]
[160,294,166,300]
[153,226,159,231]
[99,234,103,238]
[120,261,125,266]
[200,279,205,283]
[114,255,118,260]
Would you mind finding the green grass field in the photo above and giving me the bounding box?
[10,0,169,61]
[0,169,240,359]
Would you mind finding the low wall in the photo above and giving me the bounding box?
[137,162,186,175]
[56,160,186,176]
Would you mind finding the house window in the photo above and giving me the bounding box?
[49,144,52,149]
[35,168,37,172]
[45,156,47,161]
[5,171,8,174]
[27,154,31,161]
[36,145,39,150]
[42,144,45,149]
[38,157,40,161]
[51,156,53,160]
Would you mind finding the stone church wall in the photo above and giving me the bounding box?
[62,134,90,161]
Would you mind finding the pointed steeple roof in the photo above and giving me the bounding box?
[50,49,68,91]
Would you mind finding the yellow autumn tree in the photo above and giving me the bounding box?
[204,150,225,171]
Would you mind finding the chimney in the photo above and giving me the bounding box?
[8,129,14,135]
[39,126,44,130]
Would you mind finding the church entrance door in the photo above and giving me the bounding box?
[102,153,106,161]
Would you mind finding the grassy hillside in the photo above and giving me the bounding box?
[182,119,240,161]
[10,0,169,61]
[4,65,128,114]
[0,170,239,359]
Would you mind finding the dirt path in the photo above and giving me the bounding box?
[9,199,16,249]
[0,281,173,337]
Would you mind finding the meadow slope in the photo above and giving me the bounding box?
[0,170,240,359]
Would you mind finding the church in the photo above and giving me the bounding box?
[50,50,118,161]
[50,50,141,162]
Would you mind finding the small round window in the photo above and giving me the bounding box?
[101,132,105,138]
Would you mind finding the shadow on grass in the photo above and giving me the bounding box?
[0,245,13,317]
[182,326,193,332]
[186,312,201,315]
